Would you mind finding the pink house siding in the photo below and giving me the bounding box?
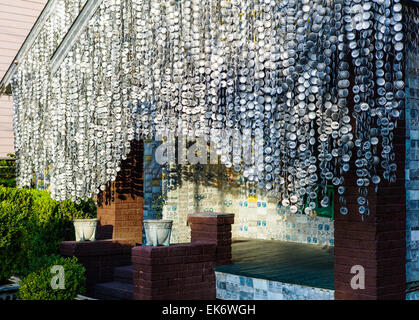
[0,95,13,156]
[0,0,47,157]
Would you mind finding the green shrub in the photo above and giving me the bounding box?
[0,177,16,188]
[0,154,16,187]
[0,186,96,282]
[151,194,167,218]
[18,256,86,300]
[0,188,32,283]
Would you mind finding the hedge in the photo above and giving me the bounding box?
[0,155,16,188]
[0,186,96,283]
[18,256,86,300]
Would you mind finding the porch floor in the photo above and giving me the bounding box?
[215,238,334,290]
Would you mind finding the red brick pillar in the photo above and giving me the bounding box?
[96,140,144,245]
[132,243,217,300]
[187,213,234,266]
[334,125,406,300]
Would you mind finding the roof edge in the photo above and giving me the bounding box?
[50,0,104,75]
[0,0,58,95]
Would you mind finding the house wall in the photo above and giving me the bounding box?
[142,140,163,243]
[0,0,48,77]
[0,95,13,157]
[0,0,49,157]
[0,0,90,158]
[215,271,334,300]
[405,9,419,300]
[162,166,334,246]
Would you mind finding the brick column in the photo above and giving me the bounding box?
[187,213,234,266]
[132,243,217,300]
[96,140,144,245]
[334,124,406,299]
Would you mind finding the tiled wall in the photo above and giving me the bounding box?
[142,140,163,243]
[162,170,334,246]
[215,271,334,300]
[406,291,419,300]
[405,9,419,299]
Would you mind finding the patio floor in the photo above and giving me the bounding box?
[215,238,334,290]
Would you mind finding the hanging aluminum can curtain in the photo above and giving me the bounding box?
[11,0,408,218]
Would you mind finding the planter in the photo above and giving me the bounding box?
[73,218,98,242]
[0,284,19,300]
[144,220,173,246]
[0,277,20,300]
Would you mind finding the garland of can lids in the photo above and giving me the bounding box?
[10,0,413,218]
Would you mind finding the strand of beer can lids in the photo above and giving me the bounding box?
[11,0,409,219]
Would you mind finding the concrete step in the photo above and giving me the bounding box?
[95,281,133,300]
[113,265,133,284]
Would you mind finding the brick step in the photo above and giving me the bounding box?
[113,265,133,284]
[95,281,133,300]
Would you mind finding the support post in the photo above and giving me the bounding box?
[96,140,144,245]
